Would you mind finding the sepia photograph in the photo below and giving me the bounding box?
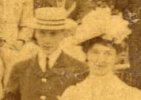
[0,0,141,100]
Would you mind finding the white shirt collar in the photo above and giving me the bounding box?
[38,48,62,72]
[37,40,86,72]
[48,48,62,68]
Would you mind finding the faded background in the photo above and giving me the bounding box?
[0,0,141,90]
[32,0,141,90]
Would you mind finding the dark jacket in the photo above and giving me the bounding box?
[4,52,89,100]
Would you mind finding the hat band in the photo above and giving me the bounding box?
[37,22,65,26]
[36,18,65,22]
[36,18,66,26]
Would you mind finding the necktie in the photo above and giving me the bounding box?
[46,57,49,69]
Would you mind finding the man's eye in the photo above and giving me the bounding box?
[50,31,57,36]
[104,52,112,55]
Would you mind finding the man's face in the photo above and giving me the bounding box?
[35,29,68,55]
[86,44,117,76]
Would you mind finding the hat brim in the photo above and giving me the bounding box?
[73,25,104,45]
[26,18,77,30]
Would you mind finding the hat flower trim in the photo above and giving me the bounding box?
[81,7,132,44]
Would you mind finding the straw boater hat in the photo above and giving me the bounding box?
[26,6,77,30]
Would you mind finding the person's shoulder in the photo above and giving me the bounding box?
[127,87,141,100]
[58,85,79,100]
[12,56,36,74]
[58,84,83,100]
[58,78,90,100]
[118,80,141,100]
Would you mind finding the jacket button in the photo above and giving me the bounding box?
[41,78,47,83]
[40,95,46,100]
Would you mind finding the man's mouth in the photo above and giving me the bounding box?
[95,63,106,68]
[42,44,53,48]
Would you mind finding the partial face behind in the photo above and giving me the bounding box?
[35,30,68,55]
[86,43,117,76]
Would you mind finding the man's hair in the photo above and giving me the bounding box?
[32,29,69,41]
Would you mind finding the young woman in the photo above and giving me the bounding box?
[59,37,141,100]
[58,5,141,100]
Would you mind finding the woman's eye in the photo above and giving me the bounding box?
[50,31,59,36]
[91,50,99,54]
[50,31,56,35]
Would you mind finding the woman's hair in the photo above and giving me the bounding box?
[81,37,125,54]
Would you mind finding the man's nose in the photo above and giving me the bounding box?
[97,53,105,62]
[99,53,104,58]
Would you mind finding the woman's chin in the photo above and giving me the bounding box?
[91,69,111,76]
[93,72,108,76]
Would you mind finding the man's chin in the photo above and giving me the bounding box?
[44,48,58,55]
[92,70,110,76]
[41,46,54,51]
[94,72,108,76]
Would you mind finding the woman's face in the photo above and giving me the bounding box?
[86,43,117,76]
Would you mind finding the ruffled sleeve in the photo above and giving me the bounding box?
[58,78,91,100]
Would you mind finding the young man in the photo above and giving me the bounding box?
[1,0,87,97]
[3,7,88,100]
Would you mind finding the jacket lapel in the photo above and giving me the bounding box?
[30,56,56,78]
[30,52,88,78]
[30,53,66,78]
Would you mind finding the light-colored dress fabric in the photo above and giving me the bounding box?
[2,0,33,41]
[0,56,4,99]
[60,73,141,100]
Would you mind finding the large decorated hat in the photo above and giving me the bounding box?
[73,7,131,44]
[26,7,77,30]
